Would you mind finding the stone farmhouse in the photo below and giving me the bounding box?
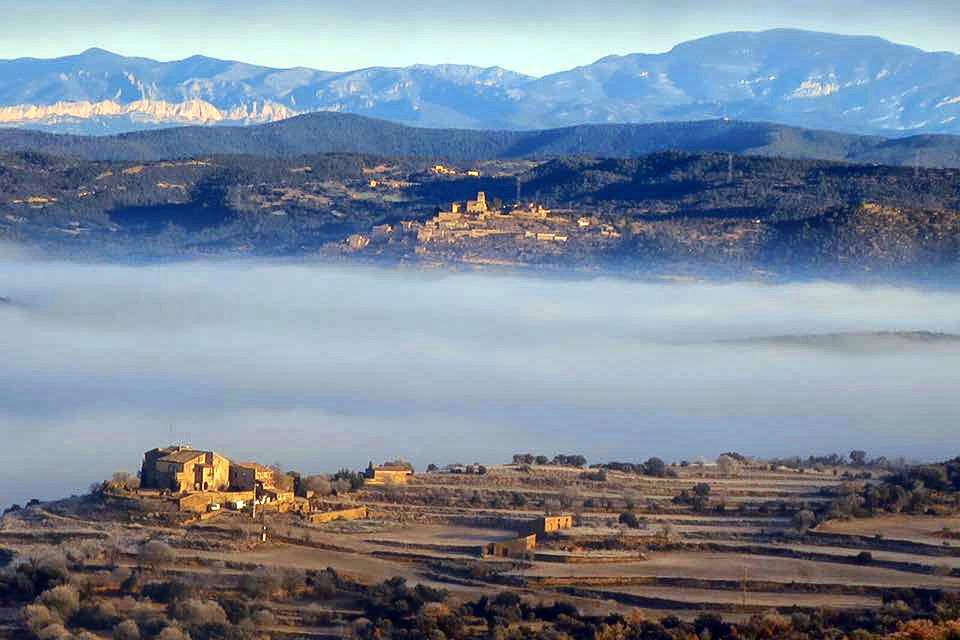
[137,445,365,522]
[140,446,294,512]
[365,461,413,486]
[481,515,574,559]
[140,446,230,493]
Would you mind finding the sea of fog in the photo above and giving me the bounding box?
[2,257,960,507]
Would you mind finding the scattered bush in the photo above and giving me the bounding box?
[619,512,640,528]
[24,603,60,634]
[170,599,228,627]
[252,608,276,626]
[112,619,141,640]
[37,623,72,640]
[142,579,194,604]
[138,540,174,570]
[39,585,80,622]
[156,627,190,640]
[74,599,120,630]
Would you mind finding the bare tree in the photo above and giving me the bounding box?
[304,475,332,496]
[270,465,295,492]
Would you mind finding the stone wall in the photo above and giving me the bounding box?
[484,533,538,558]
[308,506,369,524]
[178,490,254,513]
[538,515,574,534]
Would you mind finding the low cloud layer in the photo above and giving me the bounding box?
[2,260,959,506]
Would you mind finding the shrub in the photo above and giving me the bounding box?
[643,457,668,478]
[215,595,251,625]
[142,579,194,604]
[40,585,80,622]
[120,570,142,596]
[24,603,60,634]
[113,619,141,640]
[0,551,70,601]
[110,472,141,491]
[156,627,190,640]
[619,512,640,529]
[580,470,607,482]
[280,568,306,596]
[716,455,742,477]
[139,540,175,569]
[170,599,228,626]
[37,623,72,640]
[239,567,281,599]
[304,475,332,497]
[793,509,817,533]
[252,609,276,626]
[74,599,120,630]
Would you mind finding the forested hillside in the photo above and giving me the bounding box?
[3,113,960,167]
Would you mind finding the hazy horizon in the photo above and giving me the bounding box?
[2,258,960,508]
[1,1,958,76]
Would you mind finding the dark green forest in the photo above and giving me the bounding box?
[2,113,960,166]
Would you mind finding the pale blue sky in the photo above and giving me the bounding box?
[3,0,958,75]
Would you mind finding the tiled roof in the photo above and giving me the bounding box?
[159,450,207,464]
[234,462,272,472]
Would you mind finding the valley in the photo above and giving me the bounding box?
[3,15,960,640]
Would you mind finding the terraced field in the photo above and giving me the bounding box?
[2,459,958,634]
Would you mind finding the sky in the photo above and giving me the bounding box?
[1,0,958,75]
[3,258,960,507]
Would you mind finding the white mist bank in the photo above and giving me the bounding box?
[2,260,959,506]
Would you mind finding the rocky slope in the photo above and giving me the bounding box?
[0,98,296,132]
[2,30,960,135]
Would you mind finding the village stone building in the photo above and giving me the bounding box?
[229,462,275,492]
[365,462,413,485]
[465,191,488,213]
[140,446,230,492]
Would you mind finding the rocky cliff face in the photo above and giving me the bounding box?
[0,98,297,129]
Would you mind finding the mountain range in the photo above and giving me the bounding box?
[2,29,960,136]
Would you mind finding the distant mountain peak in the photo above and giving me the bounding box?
[1,30,959,135]
[78,46,122,58]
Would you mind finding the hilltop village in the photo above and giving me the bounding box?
[342,189,624,266]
